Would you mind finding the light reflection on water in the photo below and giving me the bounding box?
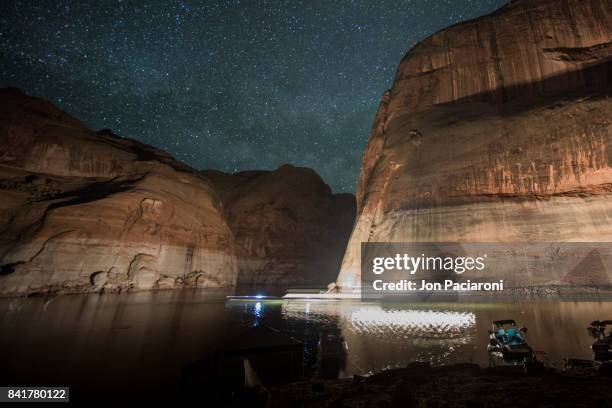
[348,308,475,332]
[277,301,478,374]
[264,299,612,374]
[0,291,610,395]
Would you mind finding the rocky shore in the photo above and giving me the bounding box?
[270,362,612,407]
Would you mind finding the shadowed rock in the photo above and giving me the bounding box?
[202,166,356,286]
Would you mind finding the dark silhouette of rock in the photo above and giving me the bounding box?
[270,363,612,407]
[202,166,356,286]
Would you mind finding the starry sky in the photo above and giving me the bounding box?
[1,0,506,192]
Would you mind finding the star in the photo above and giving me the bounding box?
[0,0,506,192]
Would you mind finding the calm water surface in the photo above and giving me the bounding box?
[0,290,609,398]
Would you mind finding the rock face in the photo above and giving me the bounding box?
[0,88,355,295]
[0,88,237,295]
[202,167,355,286]
[337,0,612,289]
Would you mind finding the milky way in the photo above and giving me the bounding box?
[1,0,506,192]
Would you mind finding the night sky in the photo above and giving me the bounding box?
[1,0,506,192]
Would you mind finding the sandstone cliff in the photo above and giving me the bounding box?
[203,167,355,286]
[0,88,354,295]
[337,0,612,289]
[0,88,237,295]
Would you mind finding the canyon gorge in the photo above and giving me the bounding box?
[3,0,612,296]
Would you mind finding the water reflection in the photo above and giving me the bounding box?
[0,289,237,399]
[348,308,475,337]
[275,300,612,372]
[279,301,478,373]
[317,326,347,379]
[1,292,611,398]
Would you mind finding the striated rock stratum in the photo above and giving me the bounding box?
[337,0,612,289]
[0,88,354,295]
[0,88,237,295]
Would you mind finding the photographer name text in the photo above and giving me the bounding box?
[372,279,504,292]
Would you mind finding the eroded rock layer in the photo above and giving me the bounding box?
[0,88,238,295]
[0,88,355,295]
[337,0,612,289]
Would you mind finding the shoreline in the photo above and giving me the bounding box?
[2,284,612,300]
[270,362,612,407]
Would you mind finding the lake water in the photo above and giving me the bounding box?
[0,290,609,400]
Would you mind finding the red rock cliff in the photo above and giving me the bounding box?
[0,88,237,294]
[0,88,355,295]
[338,0,612,289]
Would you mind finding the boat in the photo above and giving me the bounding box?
[487,319,536,364]
[588,320,612,362]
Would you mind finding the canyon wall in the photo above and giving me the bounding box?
[203,167,355,287]
[0,88,237,295]
[0,88,354,295]
[337,0,612,289]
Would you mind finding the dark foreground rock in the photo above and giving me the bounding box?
[270,362,612,408]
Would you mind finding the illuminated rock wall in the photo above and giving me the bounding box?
[0,89,237,295]
[337,0,612,289]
